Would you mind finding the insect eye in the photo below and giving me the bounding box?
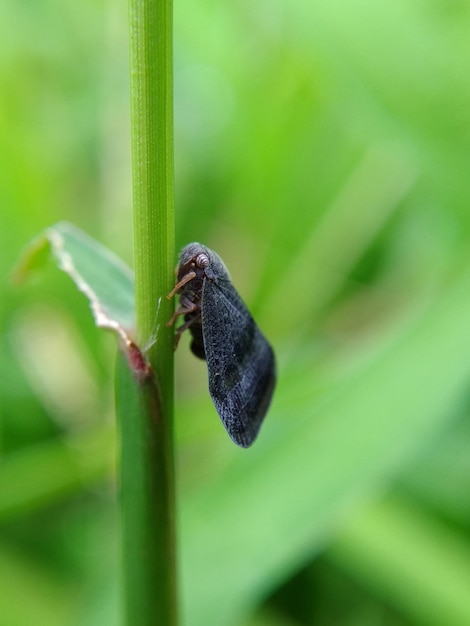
[195,253,210,268]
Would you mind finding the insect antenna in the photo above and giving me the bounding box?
[166,270,196,300]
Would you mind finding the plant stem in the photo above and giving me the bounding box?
[122,0,176,623]
[117,356,177,626]
[129,2,175,352]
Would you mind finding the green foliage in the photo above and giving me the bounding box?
[15,222,135,334]
[2,1,470,625]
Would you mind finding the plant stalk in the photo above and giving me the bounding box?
[121,0,176,623]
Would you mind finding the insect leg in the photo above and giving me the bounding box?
[174,311,201,348]
[166,299,198,328]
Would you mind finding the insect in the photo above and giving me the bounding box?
[167,243,276,447]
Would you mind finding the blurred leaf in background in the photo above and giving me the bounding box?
[2,0,470,625]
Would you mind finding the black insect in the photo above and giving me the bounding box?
[167,243,276,447]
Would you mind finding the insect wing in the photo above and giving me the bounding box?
[201,277,275,447]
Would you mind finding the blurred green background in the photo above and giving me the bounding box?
[2,0,470,625]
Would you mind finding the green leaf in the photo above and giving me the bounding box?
[0,426,114,522]
[328,497,470,626]
[0,541,78,626]
[15,221,135,341]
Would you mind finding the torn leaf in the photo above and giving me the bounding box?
[16,221,135,346]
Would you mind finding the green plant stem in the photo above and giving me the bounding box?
[117,357,177,626]
[129,1,175,352]
[123,0,176,624]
